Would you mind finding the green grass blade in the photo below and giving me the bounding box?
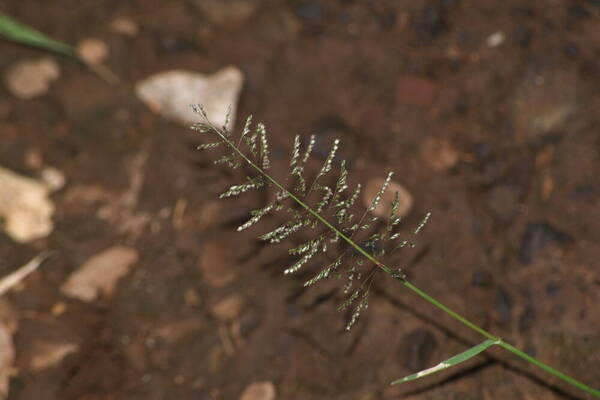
[0,14,74,56]
[391,339,499,385]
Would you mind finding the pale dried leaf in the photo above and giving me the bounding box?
[61,246,139,302]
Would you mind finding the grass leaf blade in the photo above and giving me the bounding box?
[391,339,499,385]
[0,14,74,56]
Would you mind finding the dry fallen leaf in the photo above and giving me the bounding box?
[29,341,78,372]
[135,66,244,129]
[61,246,139,302]
[0,166,55,242]
[0,322,14,398]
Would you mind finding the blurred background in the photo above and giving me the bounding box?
[1,1,599,399]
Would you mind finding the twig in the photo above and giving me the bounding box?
[0,252,50,296]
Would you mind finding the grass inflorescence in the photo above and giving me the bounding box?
[191,105,600,397]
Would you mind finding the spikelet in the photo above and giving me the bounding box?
[239,115,256,154]
[332,160,348,205]
[290,134,302,170]
[214,153,240,168]
[197,142,222,150]
[219,176,264,199]
[338,288,360,312]
[414,212,431,234]
[284,235,324,274]
[290,135,315,196]
[237,203,276,231]
[335,184,361,225]
[309,139,340,195]
[314,185,334,213]
[368,172,394,212]
[302,134,316,164]
[345,291,369,331]
[257,123,270,170]
[190,104,208,119]
[304,257,343,287]
[222,104,233,133]
[259,218,307,243]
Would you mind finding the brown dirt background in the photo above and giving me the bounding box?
[1,1,600,399]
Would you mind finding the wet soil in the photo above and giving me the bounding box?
[1,1,600,399]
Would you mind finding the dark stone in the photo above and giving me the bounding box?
[545,281,561,297]
[485,184,520,222]
[375,11,396,30]
[471,142,493,162]
[239,309,262,338]
[157,35,196,54]
[400,329,438,372]
[413,2,447,39]
[510,6,534,17]
[454,95,468,114]
[519,303,535,332]
[478,159,506,186]
[518,221,572,265]
[573,182,598,201]
[310,116,353,161]
[295,3,326,25]
[471,270,493,287]
[514,25,532,47]
[568,4,591,19]
[440,0,459,7]
[495,288,511,325]
[524,342,537,356]
[563,42,579,57]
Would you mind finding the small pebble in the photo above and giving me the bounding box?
[240,381,276,400]
[24,149,43,169]
[4,58,60,99]
[494,288,511,325]
[110,17,139,36]
[211,294,244,321]
[40,166,66,191]
[420,137,459,171]
[76,38,109,65]
[198,239,237,287]
[487,31,505,47]
[518,221,572,265]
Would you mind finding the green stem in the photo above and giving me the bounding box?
[210,124,600,398]
[404,282,600,397]
[401,281,497,341]
[499,341,600,397]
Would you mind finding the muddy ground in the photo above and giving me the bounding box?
[1,1,600,399]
